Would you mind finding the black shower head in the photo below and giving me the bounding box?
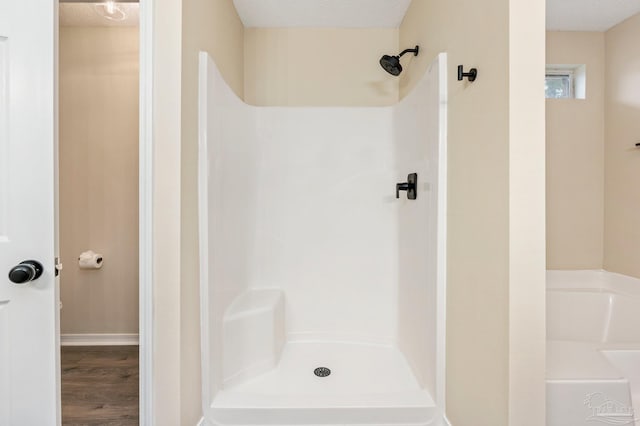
[380,55,402,76]
[379,45,419,76]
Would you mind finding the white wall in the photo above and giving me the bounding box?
[59,26,139,335]
[395,54,446,401]
[251,107,397,342]
[199,53,257,404]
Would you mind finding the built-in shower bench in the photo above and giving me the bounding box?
[223,289,285,389]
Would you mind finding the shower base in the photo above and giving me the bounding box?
[210,340,437,425]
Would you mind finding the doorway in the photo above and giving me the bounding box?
[58,2,140,423]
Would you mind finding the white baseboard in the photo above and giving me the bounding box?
[444,414,452,426]
[61,333,139,346]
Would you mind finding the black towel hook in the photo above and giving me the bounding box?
[458,65,478,82]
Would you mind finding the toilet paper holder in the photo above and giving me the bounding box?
[78,250,103,269]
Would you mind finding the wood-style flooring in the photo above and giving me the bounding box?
[61,346,139,425]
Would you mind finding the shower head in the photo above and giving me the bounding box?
[379,45,419,76]
[380,55,402,76]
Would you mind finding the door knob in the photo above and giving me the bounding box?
[8,260,44,284]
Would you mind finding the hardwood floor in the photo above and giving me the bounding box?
[61,346,139,425]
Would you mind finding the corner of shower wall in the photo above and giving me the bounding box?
[393,52,448,411]
[434,52,448,414]
[198,51,264,417]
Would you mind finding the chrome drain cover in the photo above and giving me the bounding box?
[314,367,331,377]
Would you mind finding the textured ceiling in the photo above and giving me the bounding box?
[59,3,139,27]
[547,0,640,31]
[232,0,413,28]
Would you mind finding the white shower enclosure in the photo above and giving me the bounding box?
[198,51,448,426]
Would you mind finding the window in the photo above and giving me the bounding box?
[545,65,586,99]
[545,70,574,99]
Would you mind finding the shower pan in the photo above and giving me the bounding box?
[198,51,448,425]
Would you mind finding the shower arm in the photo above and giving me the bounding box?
[398,46,420,58]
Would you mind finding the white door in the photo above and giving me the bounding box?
[0,0,60,425]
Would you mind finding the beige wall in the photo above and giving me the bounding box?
[244,28,398,106]
[545,22,640,279]
[180,0,245,424]
[400,0,546,425]
[604,13,640,278]
[546,32,605,270]
[59,26,139,335]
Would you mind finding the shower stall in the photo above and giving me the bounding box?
[198,51,448,425]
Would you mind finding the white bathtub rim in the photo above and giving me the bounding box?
[547,269,640,297]
[547,286,640,299]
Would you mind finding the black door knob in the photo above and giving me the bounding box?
[8,260,44,284]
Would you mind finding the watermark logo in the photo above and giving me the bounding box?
[584,392,638,425]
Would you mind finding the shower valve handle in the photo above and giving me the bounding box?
[396,182,410,198]
[396,173,418,200]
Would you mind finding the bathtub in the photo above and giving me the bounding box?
[547,270,640,426]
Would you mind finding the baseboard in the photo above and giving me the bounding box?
[444,414,452,426]
[60,333,139,346]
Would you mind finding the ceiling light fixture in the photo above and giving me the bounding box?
[105,0,116,14]
[94,1,127,21]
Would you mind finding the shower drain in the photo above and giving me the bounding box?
[314,367,331,377]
